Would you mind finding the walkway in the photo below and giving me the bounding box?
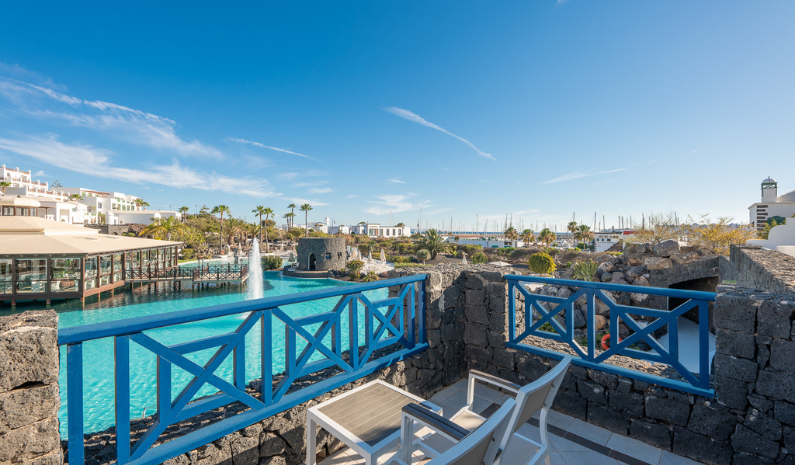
[320,379,705,465]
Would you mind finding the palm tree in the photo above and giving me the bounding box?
[211,205,231,248]
[178,206,190,222]
[504,226,518,241]
[222,217,246,245]
[68,193,82,202]
[417,229,449,259]
[0,181,10,194]
[539,228,556,247]
[521,229,534,245]
[135,199,150,210]
[141,216,183,241]
[577,224,594,249]
[299,204,313,237]
[567,221,578,235]
[283,212,294,231]
[263,208,274,250]
[252,206,267,244]
[288,203,297,229]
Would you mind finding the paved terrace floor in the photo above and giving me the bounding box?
[319,379,705,465]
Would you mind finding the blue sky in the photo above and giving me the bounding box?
[0,1,793,231]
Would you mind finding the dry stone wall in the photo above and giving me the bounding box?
[0,310,62,465]
[731,245,795,294]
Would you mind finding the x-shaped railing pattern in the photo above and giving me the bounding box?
[58,274,427,465]
[506,275,715,397]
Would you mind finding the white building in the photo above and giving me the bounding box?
[0,165,69,201]
[593,228,635,252]
[111,210,181,225]
[59,188,146,225]
[1,164,154,225]
[748,222,795,258]
[352,223,411,238]
[749,177,795,231]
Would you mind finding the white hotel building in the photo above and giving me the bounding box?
[749,177,795,231]
[0,164,168,225]
[352,223,412,238]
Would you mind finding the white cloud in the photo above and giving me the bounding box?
[541,168,625,185]
[228,138,320,161]
[279,172,299,180]
[479,180,497,185]
[440,167,451,172]
[0,78,222,157]
[293,180,327,188]
[0,62,62,89]
[384,107,495,160]
[0,135,277,198]
[388,179,406,184]
[426,207,453,215]
[308,187,333,194]
[283,197,328,207]
[346,194,358,199]
[34,170,46,176]
[365,194,431,215]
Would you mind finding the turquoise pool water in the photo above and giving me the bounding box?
[3,271,385,438]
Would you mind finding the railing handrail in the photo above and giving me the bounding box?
[505,274,716,301]
[505,274,715,397]
[58,274,426,345]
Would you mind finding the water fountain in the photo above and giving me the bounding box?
[246,238,264,300]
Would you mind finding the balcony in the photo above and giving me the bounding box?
[6,260,787,465]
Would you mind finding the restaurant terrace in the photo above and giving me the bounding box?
[0,216,181,305]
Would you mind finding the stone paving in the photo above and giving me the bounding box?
[319,380,706,465]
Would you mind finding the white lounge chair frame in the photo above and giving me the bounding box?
[392,399,517,465]
[400,356,572,465]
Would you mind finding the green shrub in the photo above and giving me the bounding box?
[346,259,365,280]
[539,322,558,334]
[497,247,515,256]
[463,245,482,254]
[509,249,534,260]
[572,260,598,281]
[528,252,556,275]
[262,255,283,270]
[394,263,428,268]
[416,249,431,264]
[388,255,409,264]
[543,248,559,257]
[181,248,195,260]
[565,261,572,268]
[471,252,488,264]
[361,271,379,282]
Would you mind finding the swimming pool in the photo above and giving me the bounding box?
[46,271,385,437]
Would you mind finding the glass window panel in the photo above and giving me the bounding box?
[0,259,11,294]
[17,259,47,281]
[51,258,81,280]
[100,255,112,275]
[0,259,11,281]
[114,254,123,272]
[85,257,98,278]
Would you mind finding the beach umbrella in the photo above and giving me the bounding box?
[462,252,467,265]
[288,253,295,264]
[380,249,386,263]
[368,251,373,263]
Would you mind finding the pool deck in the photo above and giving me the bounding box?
[319,380,705,465]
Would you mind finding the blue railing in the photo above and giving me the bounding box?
[505,275,715,397]
[58,274,427,465]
